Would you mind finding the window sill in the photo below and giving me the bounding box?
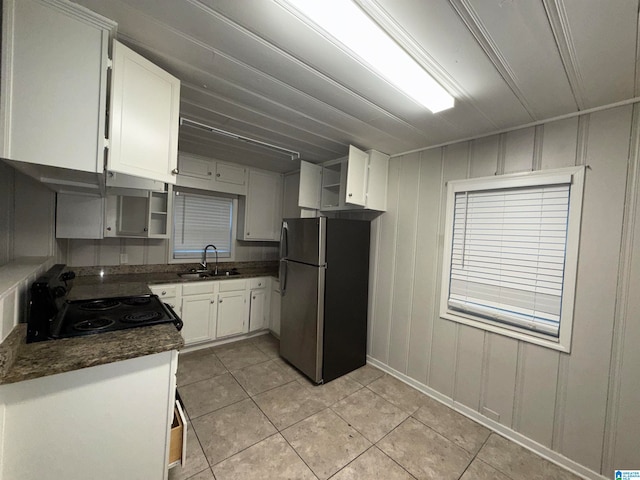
[440,309,571,353]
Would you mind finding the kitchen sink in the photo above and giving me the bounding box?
[178,272,210,279]
[178,269,241,279]
[210,270,241,277]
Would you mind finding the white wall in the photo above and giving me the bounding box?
[368,104,640,477]
[0,162,61,266]
[61,236,279,267]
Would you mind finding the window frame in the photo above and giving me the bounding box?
[440,166,585,353]
[168,187,238,264]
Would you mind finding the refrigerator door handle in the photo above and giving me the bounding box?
[280,221,289,259]
[279,259,288,296]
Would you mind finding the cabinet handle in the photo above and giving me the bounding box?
[161,291,166,296]
[143,227,148,232]
[211,300,215,304]
[208,171,212,175]
[219,299,223,303]
[252,296,256,300]
[216,173,221,177]
[171,168,179,175]
[348,193,353,197]
[258,282,262,287]
[106,227,112,231]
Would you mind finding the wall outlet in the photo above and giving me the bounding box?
[120,253,128,264]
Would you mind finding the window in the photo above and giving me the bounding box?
[172,190,233,260]
[440,166,585,352]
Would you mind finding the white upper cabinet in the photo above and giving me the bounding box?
[0,0,113,173]
[345,145,368,206]
[238,169,283,241]
[298,161,322,209]
[108,40,180,184]
[298,145,389,212]
[176,153,248,195]
[363,149,389,211]
[215,162,247,187]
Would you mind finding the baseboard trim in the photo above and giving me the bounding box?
[366,355,607,480]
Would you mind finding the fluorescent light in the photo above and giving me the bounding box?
[282,0,454,113]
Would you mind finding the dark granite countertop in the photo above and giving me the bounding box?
[0,261,277,385]
[66,261,279,301]
[0,323,184,386]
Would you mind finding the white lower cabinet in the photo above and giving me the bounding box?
[270,279,281,336]
[0,351,178,480]
[249,277,270,332]
[181,293,218,345]
[149,284,180,311]
[249,289,267,332]
[152,277,272,347]
[217,290,248,338]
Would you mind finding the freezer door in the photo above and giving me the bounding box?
[281,217,326,266]
[279,260,325,383]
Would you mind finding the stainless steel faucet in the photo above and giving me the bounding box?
[201,244,218,274]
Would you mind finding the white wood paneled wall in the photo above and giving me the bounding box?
[368,104,640,477]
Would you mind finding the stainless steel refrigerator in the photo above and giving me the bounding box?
[279,217,370,384]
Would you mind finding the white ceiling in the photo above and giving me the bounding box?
[71,0,640,173]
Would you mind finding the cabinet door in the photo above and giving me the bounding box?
[109,41,180,184]
[249,289,267,332]
[298,161,322,209]
[364,150,389,211]
[181,294,216,345]
[241,170,283,241]
[178,155,213,180]
[215,162,247,186]
[1,0,111,172]
[216,291,248,338]
[270,280,281,336]
[345,145,368,207]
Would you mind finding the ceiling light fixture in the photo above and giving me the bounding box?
[180,118,301,160]
[278,0,455,113]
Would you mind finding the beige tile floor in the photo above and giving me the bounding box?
[170,334,582,480]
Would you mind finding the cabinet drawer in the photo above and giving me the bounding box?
[161,297,179,311]
[218,279,247,292]
[150,285,179,298]
[249,277,267,289]
[182,281,216,296]
[168,401,187,468]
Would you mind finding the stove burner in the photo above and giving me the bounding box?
[73,318,115,332]
[79,299,121,311]
[122,297,151,306]
[121,311,163,323]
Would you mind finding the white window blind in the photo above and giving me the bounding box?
[173,192,232,259]
[448,184,570,337]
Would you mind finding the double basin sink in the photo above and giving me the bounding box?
[178,269,241,280]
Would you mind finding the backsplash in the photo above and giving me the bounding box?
[61,238,279,267]
[70,260,278,277]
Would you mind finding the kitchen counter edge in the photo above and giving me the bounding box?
[0,323,184,386]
